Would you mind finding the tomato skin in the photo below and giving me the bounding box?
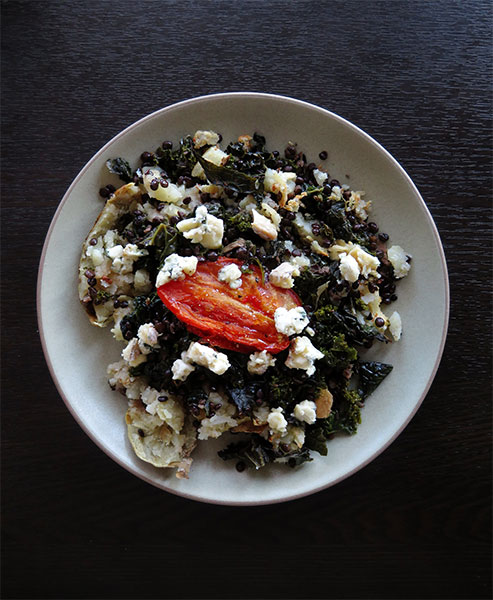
[157,257,301,354]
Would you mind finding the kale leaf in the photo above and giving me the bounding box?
[306,388,362,453]
[218,435,275,469]
[106,158,133,183]
[194,151,264,194]
[218,435,312,469]
[358,361,393,399]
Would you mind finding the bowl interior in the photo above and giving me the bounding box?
[38,93,448,505]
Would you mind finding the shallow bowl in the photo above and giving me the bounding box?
[37,92,449,505]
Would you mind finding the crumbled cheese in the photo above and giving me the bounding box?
[247,351,276,375]
[339,252,360,283]
[137,323,160,354]
[259,202,281,228]
[251,208,278,241]
[346,191,371,220]
[177,205,224,249]
[360,286,389,330]
[253,404,270,425]
[388,245,412,279]
[263,168,296,205]
[185,341,230,375]
[218,263,242,289]
[85,239,105,266]
[110,301,133,341]
[313,168,328,186]
[134,268,152,293]
[267,407,288,435]
[269,262,300,289]
[111,243,147,275]
[155,253,198,287]
[285,336,324,376]
[389,311,402,341]
[330,240,380,281]
[121,337,147,368]
[142,167,183,204]
[290,254,310,269]
[171,352,196,381]
[193,130,220,148]
[274,306,309,336]
[140,387,185,433]
[293,400,317,424]
[198,394,237,440]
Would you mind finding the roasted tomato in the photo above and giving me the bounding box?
[157,257,301,353]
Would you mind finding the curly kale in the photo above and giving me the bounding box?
[358,361,393,399]
[313,304,386,348]
[218,435,312,470]
[305,388,363,456]
[156,135,197,180]
[105,157,133,183]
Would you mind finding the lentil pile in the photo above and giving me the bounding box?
[78,130,412,478]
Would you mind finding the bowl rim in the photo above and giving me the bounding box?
[37,91,450,505]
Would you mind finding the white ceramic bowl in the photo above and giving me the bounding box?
[37,93,449,505]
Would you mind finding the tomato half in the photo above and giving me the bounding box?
[157,257,301,353]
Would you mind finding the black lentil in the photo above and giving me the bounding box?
[236,461,246,472]
[89,237,98,246]
[378,232,389,242]
[140,151,153,163]
[319,150,328,160]
[375,317,385,327]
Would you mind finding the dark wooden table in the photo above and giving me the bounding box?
[2,1,491,599]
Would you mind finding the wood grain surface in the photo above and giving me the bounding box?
[1,1,491,599]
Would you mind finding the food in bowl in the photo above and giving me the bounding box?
[78,130,412,478]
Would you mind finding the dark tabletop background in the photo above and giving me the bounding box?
[1,1,491,599]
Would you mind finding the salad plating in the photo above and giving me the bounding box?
[78,130,412,478]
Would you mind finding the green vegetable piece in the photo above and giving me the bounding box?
[105,157,133,183]
[194,151,264,194]
[358,361,393,399]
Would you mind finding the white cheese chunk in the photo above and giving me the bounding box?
[313,168,328,186]
[251,208,278,241]
[137,323,160,354]
[134,268,152,293]
[171,352,196,381]
[111,243,147,275]
[389,311,402,341]
[155,253,198,287]
[121,337,147,368]
[388,245,412,279]
[330,240,380,281]
[193,130,220,148]
[285,336,324,376]
[274,306,309,336]
[293,400,317,424]
[263,168,296,205]
[267,407,288,435]
[177,205,224,249]
[198,394,238,440]
[247,351,276,375]
[269,262,300,289]
[218,263,243,289]
[185,342,230,375]
[339,252,360,283]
